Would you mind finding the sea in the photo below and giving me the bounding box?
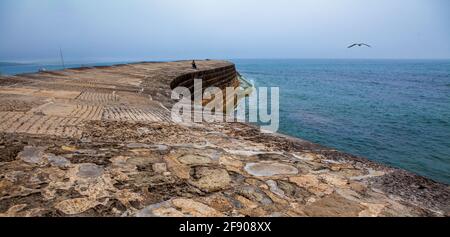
[1,59,449,184]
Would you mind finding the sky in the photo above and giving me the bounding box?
[0,0,449,62]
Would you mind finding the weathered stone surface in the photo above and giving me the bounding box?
[244,162,298,177]
[55,198,100,215]
[150,207,184,217]
[359,202,387,217]
[190,167,231,192]
[320,174,349,187]
[178,154,212,165]
[198,194,234,213]
[17,146,45,164]
[292,153,318,161]
[77,164,104,178]
[61,146,77,152]
[290,175,320,187]
[165,155,190,180]
[303,193,365,217]
[171,198,223,217]
[152,163,167,173]
[235,186,273,205]
[151,144,169,151]
[290,175,333,197]
[136,201,184,217]
[266,180,287,199]
[47,154,71,167]
[219,156,243,172]
[126,143,150,149]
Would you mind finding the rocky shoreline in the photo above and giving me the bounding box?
[0,60,448,217]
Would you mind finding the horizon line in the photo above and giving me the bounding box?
[2,57,450,65]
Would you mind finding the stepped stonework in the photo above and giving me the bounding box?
[0,60,448,217]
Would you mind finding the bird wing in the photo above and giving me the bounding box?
[361,43,372,48]
[347,44,357,48]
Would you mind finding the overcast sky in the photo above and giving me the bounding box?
[1,0,449,62]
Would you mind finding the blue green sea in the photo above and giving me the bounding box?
[1,59,449,184]
[233,59,450,184]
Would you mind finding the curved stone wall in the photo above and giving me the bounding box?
[170,64,239,92]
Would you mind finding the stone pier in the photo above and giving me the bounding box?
[0,60,448,217]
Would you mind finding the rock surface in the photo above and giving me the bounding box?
[189,167,231,192]
[244,162,299,177]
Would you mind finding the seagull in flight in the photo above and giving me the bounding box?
[347,43,371,48]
